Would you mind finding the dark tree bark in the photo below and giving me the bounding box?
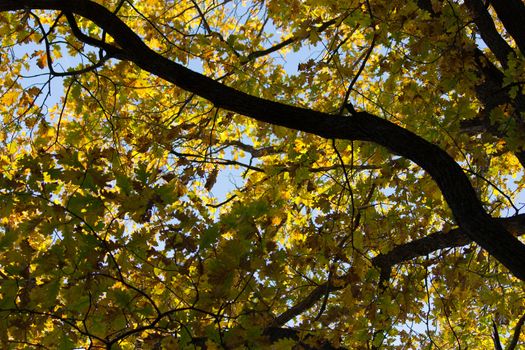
[465,0,514,68]
[272,214,525,328]
[1,0,524,280]
[455,1,525,166]
[488,0,525,57]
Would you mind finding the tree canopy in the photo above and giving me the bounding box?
[0,0,524,348]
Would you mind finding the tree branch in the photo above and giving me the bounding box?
[1,0,525,280]
[271,214,525,328]
[244,12,349,63]
[464,0,514,68]
[488,0,525,57]
[372,214,525,276]
[493,319,504,350]
[418,1,525,168]
[63,11,126,59]
[506,312,525,350]
[461,48,525,166]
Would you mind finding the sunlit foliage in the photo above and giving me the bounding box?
[0,0,524,348]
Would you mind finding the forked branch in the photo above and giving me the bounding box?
[1,0,524,280]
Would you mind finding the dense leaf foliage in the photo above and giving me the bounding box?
[0,0,524,348]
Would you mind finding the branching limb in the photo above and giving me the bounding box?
[189,0,240,57]
[64,11,127,60]
[373,213,525,278]
[1,0,524,280]
[244,11,353,63]
[506,312,525,350]
[339,32,377,114]
[464,0,514,68]
[488,0,525,57]
[270,214,525,327]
